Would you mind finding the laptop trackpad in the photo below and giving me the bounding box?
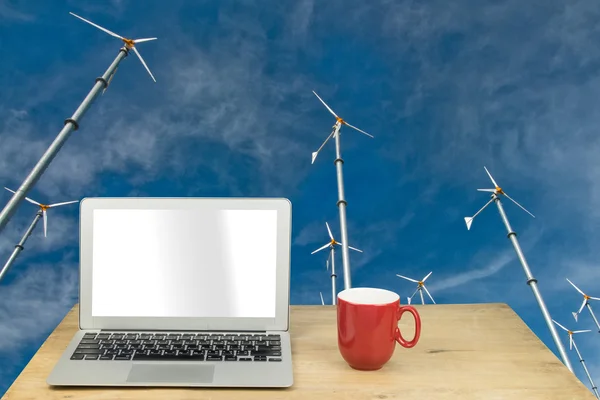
[126,364,215,383]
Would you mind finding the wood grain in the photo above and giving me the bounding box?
[2,303,594,400]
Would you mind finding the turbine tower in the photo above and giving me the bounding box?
[311,222,362,305]
[567,278,600,332]
[464,166,573,373]
[552,319,599,399]
[0,188,79,283]
[311,91,373,290]
[396,272,435,305]
[0,12,156,235]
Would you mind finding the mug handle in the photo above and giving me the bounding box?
[394,305,421,348]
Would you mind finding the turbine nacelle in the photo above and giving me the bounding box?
[310,91,373,164]
[566,278,600,320]
[4,187,79,237]
[464,166,535,230]
[552,319,591,350]
[396,271,435,304]
[69,12,157,83]
[310,222,363,255]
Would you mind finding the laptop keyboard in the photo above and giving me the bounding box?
[70,332,282,362]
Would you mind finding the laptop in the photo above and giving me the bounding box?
[47,197,293,387]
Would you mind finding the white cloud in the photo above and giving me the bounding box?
[0,3,34,22]
[0,256,78,353]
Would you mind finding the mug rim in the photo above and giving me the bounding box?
[337,287,400,305]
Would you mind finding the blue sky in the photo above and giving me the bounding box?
[1,0,600,395]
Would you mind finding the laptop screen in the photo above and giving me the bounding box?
[90,208,277,319]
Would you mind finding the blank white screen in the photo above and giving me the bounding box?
[91,209,278,318]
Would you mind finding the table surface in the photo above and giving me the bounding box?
[2,303,595,400]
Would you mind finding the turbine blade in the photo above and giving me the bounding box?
[311,129,336,164]
[552,319,569,332]
[4,187,41,206]
[422,271,433,282]
[502,192,535,218]
[483,166,499,188]
[43,209,48,237]
[311,242,330,254]
[320,292,324,306]
[312,91,339,119]
[133,37,157,43]
[566,278,586,296]
[343,121,374,138]
[577,298,587,315]
[589,297,600,301]
[465,197,495,230]
[48,200,79,208]
[69,12,123,39]
[396,274,419,283]
[422,285,436,304]
[408,287,419,301]
[407,296,412,305]
[477,189,496,192]
[131,46,156,83]
[569,334,573,351]
[464,217,473,230]
[572,312,579,322]
[325,222,334,240]
[348,245,363,253]
[573,330,592,334]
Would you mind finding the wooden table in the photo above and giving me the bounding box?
[2,303,594,399]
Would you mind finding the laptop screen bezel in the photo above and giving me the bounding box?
[78,197,291,332]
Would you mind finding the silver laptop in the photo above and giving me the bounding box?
[47,197,293,387]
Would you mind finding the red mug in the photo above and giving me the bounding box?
[337,287,421,370]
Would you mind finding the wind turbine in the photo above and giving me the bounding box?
[311,222,362,305]
[311,90,373,290]
[0,188,79,283]
[396,272,435,305]
[464,166,574,373]
[552,319,599,399]
[567,278,600,332]
[319,292,325,306]
[0,12,156,235]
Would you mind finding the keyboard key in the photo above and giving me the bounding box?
[78,344,100,349]
[239,357,252,361]
[115,355,132,360]
[224,356,237,361]
[206,355,222,361]
[85,355,99,360]
[269,358,282,362]
[74,349,102,355]
[70,354,85,360]
[99,355,113,360]
[251,350,281,356]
